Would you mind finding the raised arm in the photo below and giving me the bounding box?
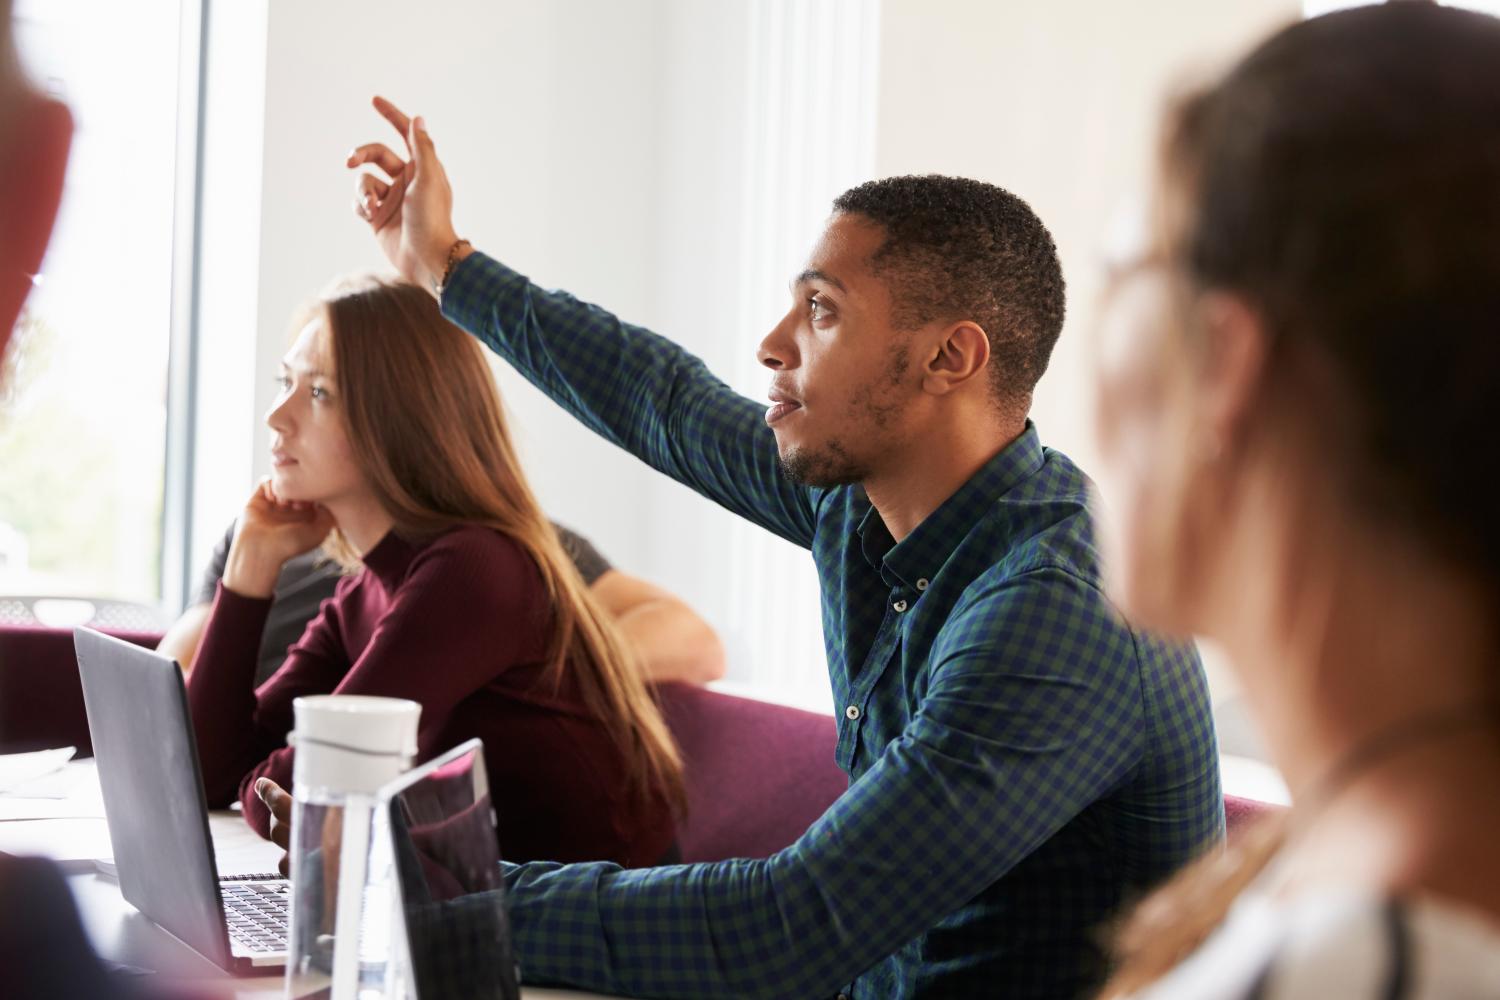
[346,98,818,547]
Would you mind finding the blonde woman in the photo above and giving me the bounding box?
[1093,4,1500,996]
[186,278,683,867]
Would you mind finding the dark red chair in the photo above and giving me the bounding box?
[0,625,158,756]
[655,682,847,862]
[0,627,851,860]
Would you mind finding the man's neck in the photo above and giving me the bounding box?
[863,416,1027,542]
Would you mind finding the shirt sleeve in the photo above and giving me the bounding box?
[234,535,552,837]
[184,581,341,808]
[550,521,612,587]
[498,567,1149,999]
[440,252,819,549]
[192,521,236,607]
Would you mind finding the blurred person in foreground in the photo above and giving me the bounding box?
[1092,3,1500,997]
[1,4,143,998]
[0,0,71,349]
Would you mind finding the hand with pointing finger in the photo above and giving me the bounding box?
[254,777,294,876]
[347,96,467,295]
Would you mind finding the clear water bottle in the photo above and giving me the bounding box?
[284,695,420,1000]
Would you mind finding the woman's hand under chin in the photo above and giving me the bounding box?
[222,477,337,599]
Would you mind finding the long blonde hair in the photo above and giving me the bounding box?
[1100,814,1287,997]
[313,276,684,812]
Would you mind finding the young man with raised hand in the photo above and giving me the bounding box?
[260,98,1223,1000]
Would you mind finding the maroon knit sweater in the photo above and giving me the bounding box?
[185,524,674,868]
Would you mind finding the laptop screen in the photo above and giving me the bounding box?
[73,627,234,970]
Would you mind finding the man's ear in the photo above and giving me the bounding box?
[0,93,74,350]
[1195,292,1268,453]
[921,321,991,397]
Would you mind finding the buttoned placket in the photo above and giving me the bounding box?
[833,578,921,773]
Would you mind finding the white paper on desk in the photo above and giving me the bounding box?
[0,747,77,793]
[1,756,94,800]
[0,792,106,821]
[0,818,112,870]
[0,760,104,820]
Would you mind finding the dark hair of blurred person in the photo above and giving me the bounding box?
[1092,3,1500,997]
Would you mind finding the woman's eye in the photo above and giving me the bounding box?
[310,385,328,401]
[274,375,291,392]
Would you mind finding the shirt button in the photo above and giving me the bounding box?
[892,599,908,612]
[916,578,929,591]
[845,705,861,721]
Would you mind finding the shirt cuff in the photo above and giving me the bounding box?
[209,580,274,636]
[438,249,528,333]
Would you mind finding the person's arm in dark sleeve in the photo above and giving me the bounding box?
[197,522,237,603]
[184,580,348,807]
[441,253,819,549]
[497,569,1150,998]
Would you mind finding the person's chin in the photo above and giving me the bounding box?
[771,421,811,454]
[269,467,307,502]
[772,433,807,471]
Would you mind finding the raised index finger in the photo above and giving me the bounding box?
[372,96,413,149]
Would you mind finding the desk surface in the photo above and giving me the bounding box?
[0,761,600,998]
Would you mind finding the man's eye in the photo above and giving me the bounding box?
[809,297,829,321]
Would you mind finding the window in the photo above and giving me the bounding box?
[0,0,188,610]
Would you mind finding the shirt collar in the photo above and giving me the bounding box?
[358,528,421,587]
[856,422,1045,589]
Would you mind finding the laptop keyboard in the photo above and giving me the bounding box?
[222,878,290,954]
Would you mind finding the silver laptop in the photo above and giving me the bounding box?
[74,627,288,972]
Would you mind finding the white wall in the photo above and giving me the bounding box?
[197,0,671,582]
[200,0,1303,706]
[874,0,1299,701]
[197,0,876,706]
[250,0,667,564]
[875,0,1299,477]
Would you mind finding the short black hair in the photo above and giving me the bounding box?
[832,175,1066,404]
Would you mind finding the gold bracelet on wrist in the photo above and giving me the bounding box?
[435,238,472,296]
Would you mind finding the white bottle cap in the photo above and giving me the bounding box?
[290,695,421,796]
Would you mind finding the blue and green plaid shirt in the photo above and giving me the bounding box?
[441,252,1222,999]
